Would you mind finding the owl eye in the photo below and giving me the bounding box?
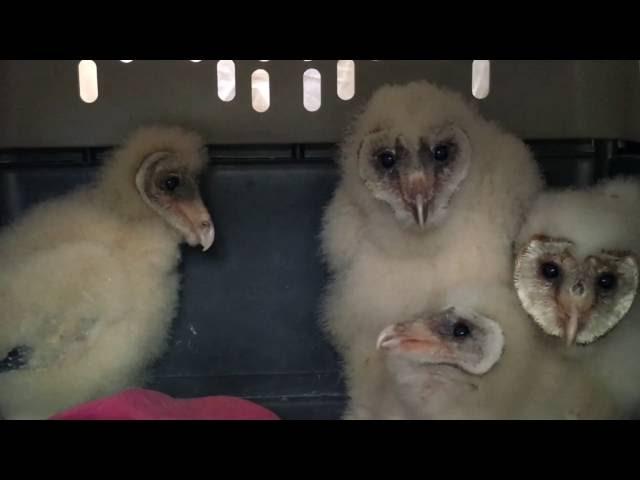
[377,150,396,170]
[540,261,561,280]
[163,176,180,192]
[433,144,450,162]
[452,321,471,339]
[597,272,617,290]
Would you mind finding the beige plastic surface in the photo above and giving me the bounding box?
[0,60,638,148]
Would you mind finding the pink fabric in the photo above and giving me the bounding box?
[50,389,280,420]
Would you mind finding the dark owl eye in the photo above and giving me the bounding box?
[452,321,471,339]
[377,150,396,170]
[597,272,617,290]
[164,176,180,192]
[433,144,450,162]
[540,261,561,280]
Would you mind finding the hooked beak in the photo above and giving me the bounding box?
[173,196,215,251]
[377,324,402,350]
[559,281,594,346]
[377,322,440,352]
[564,310,580,347]
[401,170,434,229]
[377,320,471,373]
[414,194,426,229]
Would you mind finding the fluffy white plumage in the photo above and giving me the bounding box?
[514,176,640,418]
[518,177,640,258]
[0,125,214,419]
[320,81,544,419]
[376,283,620,419]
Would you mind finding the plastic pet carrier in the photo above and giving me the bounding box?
[1,60,640,419]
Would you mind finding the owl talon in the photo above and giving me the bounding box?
[0,346,32,373]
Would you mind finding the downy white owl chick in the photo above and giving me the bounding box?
[514,176,640,417]
[0,125,215,419]
[320,81,543,418]
[378,307,505,379]
[375,284,618,419]
[376,305,505,419]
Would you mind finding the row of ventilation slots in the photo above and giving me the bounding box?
[78,60,491,110]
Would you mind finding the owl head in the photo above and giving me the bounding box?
[339,81,540,234]
[377,306,505,376]
[514,177,640,346]
[355,121,472,230]
[373,283,545,419]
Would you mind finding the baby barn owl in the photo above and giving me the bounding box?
[515,177,640,347]
[377,306,505,378]
[0,125,215,419]
[375,305,506,419]
[320,81,543,418]
[375,283,622,420]
[515,236,637,346]
[514,177,640,417]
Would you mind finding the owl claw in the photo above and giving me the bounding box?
[0,346,31,373]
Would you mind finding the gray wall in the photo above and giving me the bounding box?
[1,60,639,148]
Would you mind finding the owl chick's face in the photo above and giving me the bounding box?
[515,235,639,346]
[135,151,215,251]
[377,306,504,376]
[357,124,471,230]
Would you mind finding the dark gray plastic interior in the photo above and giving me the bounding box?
[1,60,640,419]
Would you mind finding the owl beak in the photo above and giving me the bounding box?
[401,170,434,229]
[559,280,593,346]
[414,194,426,228]
[564,311,580,346]
[377,322,441,352]
[171,195,215,251]
[377,324,402,350]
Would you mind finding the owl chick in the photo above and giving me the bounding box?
[375,284,619,420]
[514,176,640,417]
[0,125,215,419]
[320,81,543,418]
[378,306,505,378]
[376,304,506,419]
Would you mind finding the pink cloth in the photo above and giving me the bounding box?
[50,389,280,420]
